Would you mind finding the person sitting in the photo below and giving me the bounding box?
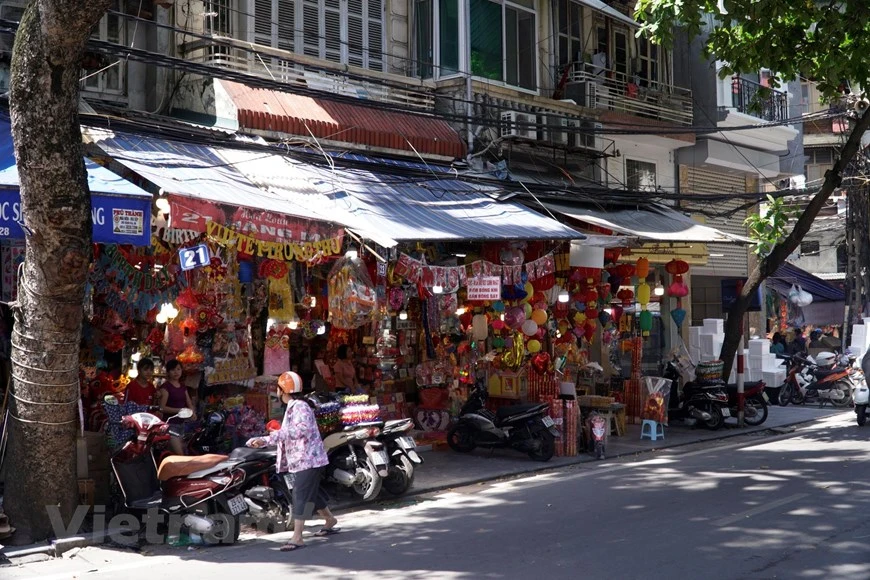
[808,329,826,349]
[769,332,786,355]
[123,358,157,406]
[332,345,356,391]
[787,328,807,356]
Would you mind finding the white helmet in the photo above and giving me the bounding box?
[278,371,304,394]
[815,351,837,368]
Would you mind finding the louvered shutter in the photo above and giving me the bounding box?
[277,0,295,51]
[324,0,342,63]
[685,167,749,276]
[366,0,383,70]
[347,0,364,67]
[302,0,321,57]
[254,0,273,45]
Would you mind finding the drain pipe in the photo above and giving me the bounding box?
[465,0,474,155]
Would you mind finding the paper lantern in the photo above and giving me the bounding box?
[504,306,526,329]
[604,248,622,264]
[617,288,635,306]
[573,312,587,325]
[636,257,650,279]
[491,319,506,330]
[584,321,597,341]
[493,300,506,312]
[472,314,489,341]
[598,310,611,325]
[637,282,651,307]
[531,309,548,326]
[639,310,653,336]
[670,308,686,327]
[665,259,690,275]
[611,305,624,322]
[585,308,599,320]
[569,241,605,268]
[521,319,539,337]
[668,277,689,298]
[553,301,569,319]
[527,339,542,353]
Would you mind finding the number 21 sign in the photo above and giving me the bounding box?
[178,243,210,271]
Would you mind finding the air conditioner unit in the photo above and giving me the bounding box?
[578,120,602,150]
[501,111,536,139]
[545,115,578,146]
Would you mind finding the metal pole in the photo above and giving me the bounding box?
[736,279,745,428]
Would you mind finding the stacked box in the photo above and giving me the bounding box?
[695,318,726,364]
[703,319,724,334]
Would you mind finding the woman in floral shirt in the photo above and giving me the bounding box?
[247,371,338,551]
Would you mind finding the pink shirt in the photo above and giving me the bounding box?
[262,400,328,473]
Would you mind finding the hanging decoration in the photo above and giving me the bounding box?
[392,252,557,291]
[206,220,343,263]
[327,254,378,329]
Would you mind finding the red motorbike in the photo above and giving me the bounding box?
[103,395,249,545]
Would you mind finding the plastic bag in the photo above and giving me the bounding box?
[642,376,672,425]
[788,284,813,307]
[328,255,378,329]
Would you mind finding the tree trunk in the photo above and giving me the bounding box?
[719,106,870,376]
[4,0,112,544]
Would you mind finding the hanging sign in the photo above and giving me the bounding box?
[178,243,211,271]
[467,276,502,301]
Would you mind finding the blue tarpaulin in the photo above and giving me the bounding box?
[0,119,153,246]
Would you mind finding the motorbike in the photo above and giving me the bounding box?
[227,445,293,532]
[378,418,423,496]
[188,409,231,455]
[724,380,769,426]
[103,395,248,545]
[663,360,730,430]
[446,379,560,462]
[788,352,854,408]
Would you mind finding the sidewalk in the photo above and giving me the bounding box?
[0,405,852,561]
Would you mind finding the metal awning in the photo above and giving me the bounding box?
[578,0,638,28]
[543,201,752,244]
[768,262,845,302]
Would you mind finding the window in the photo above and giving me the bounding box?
[800,240,820,256]
[253,0,384,71]
[626,159,656,191]
[413,0,460,79]
[470,0,537,90]
[805,148,835,184]
[83,1,125,95]
[800,81,826,115]
[557,0,582,68]
[636,37,659,86]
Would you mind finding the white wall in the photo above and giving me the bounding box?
[606,137,676,191]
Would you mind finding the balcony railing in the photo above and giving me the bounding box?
[563,62,693,126]
[731,76,788,122]
[180,38,436,112]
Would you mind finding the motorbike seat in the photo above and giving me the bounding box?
[156,453,231,481]
[725,381,764,394]
[228,446,278,461]
[814,367,844,380]
[496,403,547,420]
[128,491,162,510]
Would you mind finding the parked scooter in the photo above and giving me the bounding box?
[789,352,854,407]
[724,380,769,426]
[103,395,248,545]
[446,379,560,461]
[188,409,231,455]
[663,360,730,430]
[227,445,293,532]
[378,418,423,495]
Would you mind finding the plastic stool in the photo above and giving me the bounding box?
[640,419,664,441]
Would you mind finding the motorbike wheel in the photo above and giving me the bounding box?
[857,405,867,427]
[790,387,806,405]
[743,397,768,426]
[383,455,415,495]
[447,423,477,453]
[202,509,241,545]
[351,457,383,501]
[701,405,725,430]
[777,383,792,407]
[830,382,852,408]
[527,432,555,462]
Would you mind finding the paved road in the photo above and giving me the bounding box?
[5,411,869,580]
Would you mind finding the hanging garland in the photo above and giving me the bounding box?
[393,252,557,291]
[206,220,342,264]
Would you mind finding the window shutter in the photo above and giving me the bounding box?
[277,0,295,51]
[254,0,274,45]
[347,0,364,67]
[366,0,383,71]
[302,0,322,57]
[324,0,342,63]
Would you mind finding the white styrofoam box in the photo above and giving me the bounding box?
[748,339,771,356]
[703,319,724,335]
[747,369,762,382]
[863,317,870,327]
[749,355,765,370]
[689,347,701,363]
[762,370,786,387]
[689,326,702,347]
[700,333,716,355]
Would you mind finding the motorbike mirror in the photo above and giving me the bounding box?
[103,394,119,406]
[177,408,194,419]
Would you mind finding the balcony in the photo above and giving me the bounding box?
[731,76,788,122]
[180,38,437,112]
[561,62,693,126]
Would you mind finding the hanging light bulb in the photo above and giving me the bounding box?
[345,247,359,259]
[267,318,276,330]
[399,310,408,320]
[128,364,139,379]
[316,324,326,335]
[558,290,570,303]
[654,283,665,297]
[455,306,467,316]
[155,196,171,214]
[288,319,299,330]
[432,284,443,294]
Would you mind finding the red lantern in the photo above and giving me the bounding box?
[604,248,622,264]
[586,308,599,320]
[617,288,635,306]
[665,259,690,275]
[611,305,624,322]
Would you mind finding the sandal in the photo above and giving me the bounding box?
[279,542,305,552]
[313,527,341,537]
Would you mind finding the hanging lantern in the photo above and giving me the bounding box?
[637,282,651,307]
[668,275,690,298]
[636,257,650,279]
[611,305,624,323]
[472,314,489,341]
[617,288,635,306]
[639,310,653,337]
[670,308,687,327]
[665,259,690,275]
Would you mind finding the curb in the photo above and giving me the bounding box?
[1,410,850,562]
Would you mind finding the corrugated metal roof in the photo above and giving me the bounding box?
[221,80,466,159]
[768,262,846,302]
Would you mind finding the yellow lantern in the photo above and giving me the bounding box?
[636,257,650,279]
[637,282,651,307]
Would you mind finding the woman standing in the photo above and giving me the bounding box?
[157,359,196,455]
[247,371,338,552]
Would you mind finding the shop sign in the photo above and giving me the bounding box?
[178,243,211,271]
[0,189,152,246]
[231,207,343,244]
[467,276,502,301]
[206,221,343,263]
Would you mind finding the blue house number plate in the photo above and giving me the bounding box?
[178,243,210,271]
